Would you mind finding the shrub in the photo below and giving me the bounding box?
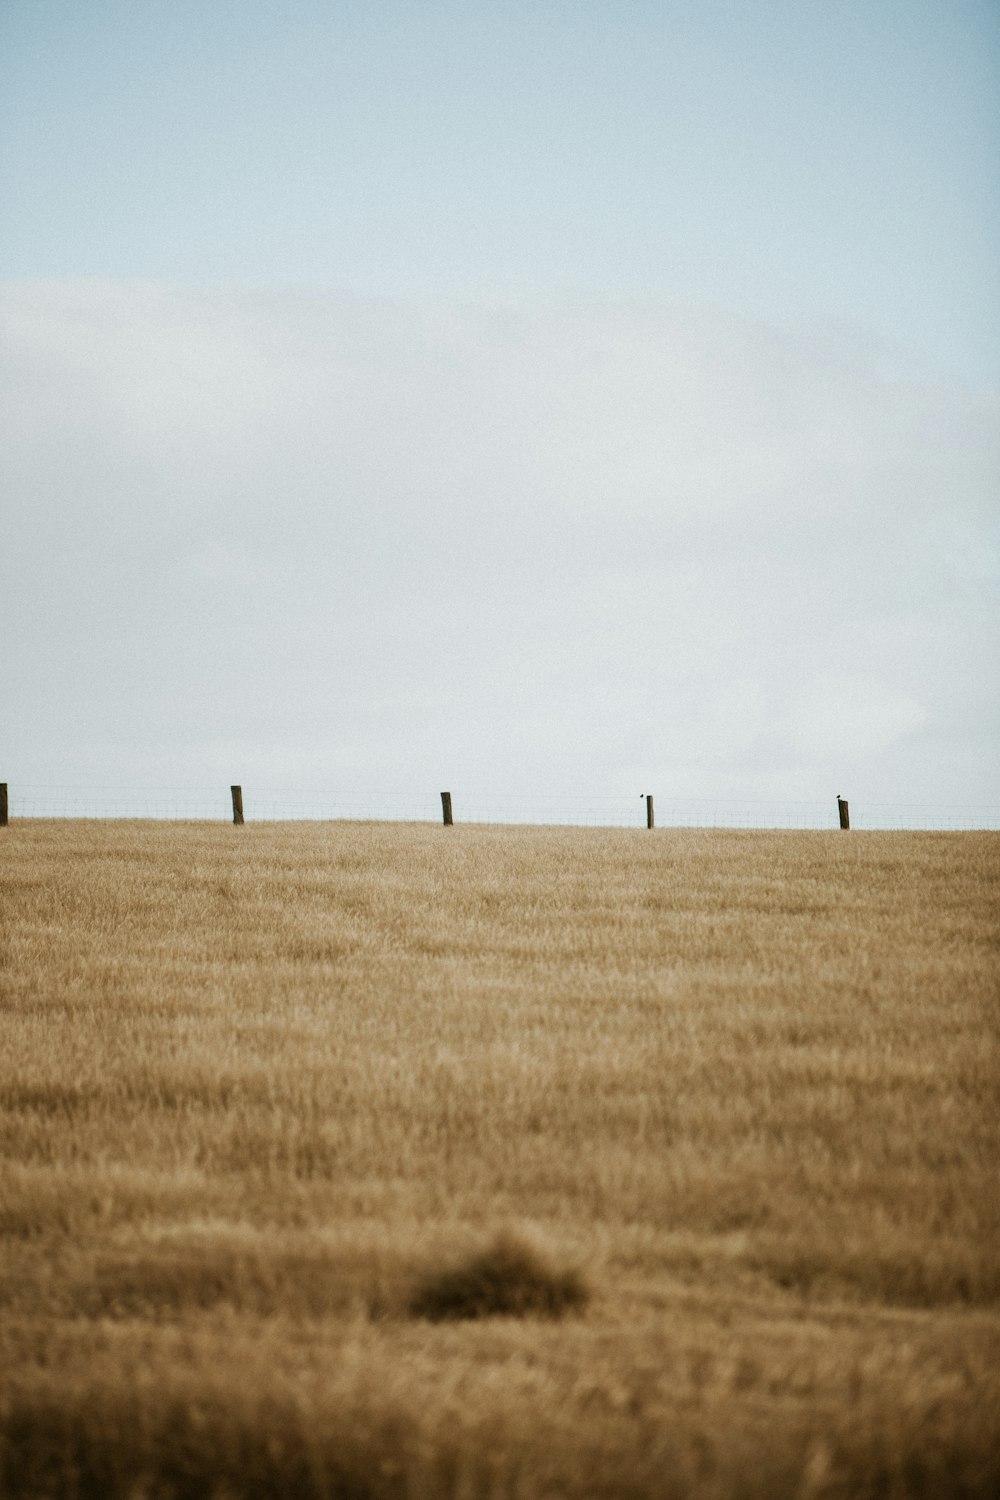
[407,1231,588,1322]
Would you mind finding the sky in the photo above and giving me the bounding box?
[1,0,998,823]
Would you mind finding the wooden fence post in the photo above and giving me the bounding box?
[231,785,244,825]
[441,791,453,827]
[0,783,7,827]
[646,794,654,830]
[837,796,850,830]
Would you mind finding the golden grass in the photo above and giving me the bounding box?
[1,820,998,1497]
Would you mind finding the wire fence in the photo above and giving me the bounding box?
[2,785,999,830]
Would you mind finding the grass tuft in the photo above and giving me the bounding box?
[407,1231,588,1321]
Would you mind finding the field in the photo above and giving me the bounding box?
[1,820,998,1499]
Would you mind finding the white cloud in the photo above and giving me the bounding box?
[1,281,997,813]
[776,675,928,762]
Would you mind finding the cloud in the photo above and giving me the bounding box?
[776,675,928,762]
[1,280,997,811]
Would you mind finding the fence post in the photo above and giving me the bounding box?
[837,796,850,830]
[0,783,7,827]
[441,791,453,827]
[231,785,244,825]
[646,794,654,830]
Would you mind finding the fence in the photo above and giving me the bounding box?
[1,783,998,830]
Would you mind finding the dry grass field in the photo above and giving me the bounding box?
[1,820,998,1499]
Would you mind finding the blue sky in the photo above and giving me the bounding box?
[1,2,998,820]
[3,1,998,376]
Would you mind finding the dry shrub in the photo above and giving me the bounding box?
[407,1231,588,1322]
